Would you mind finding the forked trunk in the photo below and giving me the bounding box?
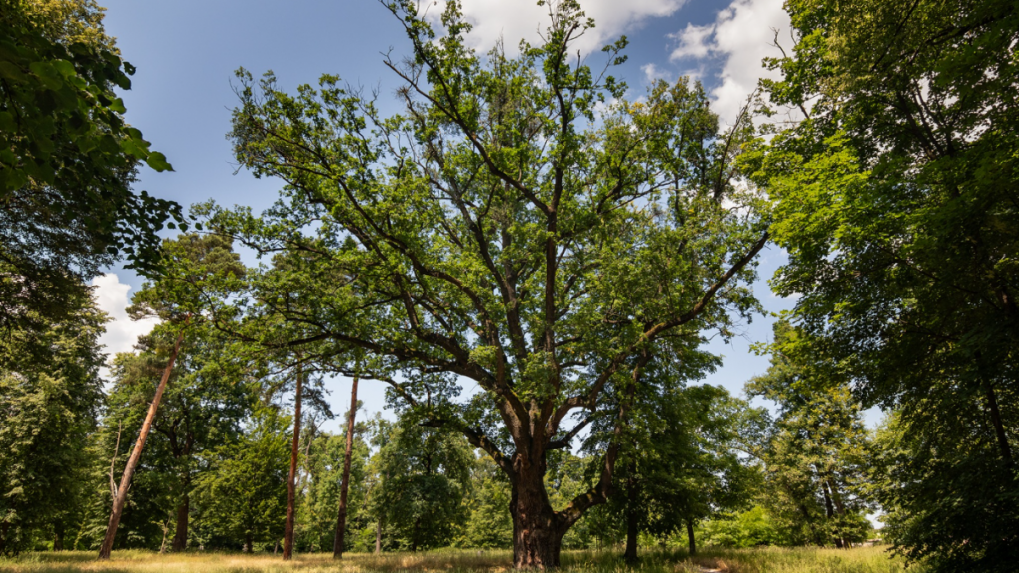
[98,331,184,560]
[171,493,189,552]
[332,373,359,558]
[511,467,564,569]
[283,360,303,560]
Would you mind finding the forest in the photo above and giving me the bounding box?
[1,0,1016,572]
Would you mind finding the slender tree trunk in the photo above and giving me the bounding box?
[171,491,189,552]
[332,373,359,558]
[821,481,844,548]
[983,380,1012,463]
[687,519,696,556]
[375,519,382,554]
[624,466,639,563]
[53,530,63,551]
[283,360,303,561]
[98,331,184,560]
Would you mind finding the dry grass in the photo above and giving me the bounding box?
[0,546,916,573]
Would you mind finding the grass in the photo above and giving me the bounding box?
[0,546,916,573]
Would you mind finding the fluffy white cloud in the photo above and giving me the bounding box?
[91,274,159,374]
[430,0,688,56]
[669,0,790,125]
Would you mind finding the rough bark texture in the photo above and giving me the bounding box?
[171,493,189,552]
[283,361,303,561]
[511,462,564,569]
[98,331,184,560]
[687,519,696,556]
[332,373,359,558]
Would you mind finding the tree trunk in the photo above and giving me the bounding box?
[283,360,303,561]
[687,519,696,556]
[98,331,184,560]
[821,481,844,548]
[171,492,189,552]
[375,519,382,554]
[332,373,359,558]
[53,530,63,551]
[983,380,1012,463]
[511,465,564,569]
[244,534,253,553]
[624,467,638,563]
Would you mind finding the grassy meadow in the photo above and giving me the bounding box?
[0,547,917,573]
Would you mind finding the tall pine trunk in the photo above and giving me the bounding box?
[98,332,184,560]
[332,373,359,558]
[283,360,303,560]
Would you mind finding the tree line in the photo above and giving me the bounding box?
[1,0,1016,571]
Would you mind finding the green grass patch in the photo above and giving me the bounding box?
[0,547,916,573]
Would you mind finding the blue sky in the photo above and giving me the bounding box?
[92,0,808,432]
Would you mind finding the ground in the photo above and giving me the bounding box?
[1,547,916,573]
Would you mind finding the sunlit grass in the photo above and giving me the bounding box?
[0,546,916,573]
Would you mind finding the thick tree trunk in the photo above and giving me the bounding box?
[687,519,696,556]
[283,360,303,561]
[511,467,564,569]
[624,468,638,563]
[332,373,359,558]
[98,331,184,560]
[171,492,189,552]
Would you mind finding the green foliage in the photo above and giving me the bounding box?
[191,407,290,552]
[455,454,513,549]
[295,414,372,553]
[700,506,785,549]
[753,0,1019,568]
[748,321,874,548]
[0,297,106,555]
[371,420,473,552]
[0,0,182,337]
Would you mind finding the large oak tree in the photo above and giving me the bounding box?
[213,0,768,567]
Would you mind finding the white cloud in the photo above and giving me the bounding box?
[669,22,713,59]
[668,0,790,125]
[91,274,159,376]
[641,62,666,83]
[429,0,688,56]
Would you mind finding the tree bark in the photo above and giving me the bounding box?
[283,359,303,560]
[332,372,359,558]
[98,331,184,560]
[687,519,696,556]
[624,466,639,563]
[510,462,564,569]
[171,492,189,552]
